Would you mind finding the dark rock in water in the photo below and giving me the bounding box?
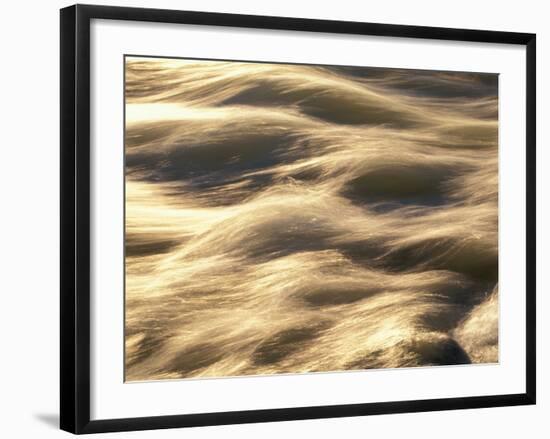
[413,337,471,366]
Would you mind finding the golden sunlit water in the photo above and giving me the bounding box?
[124,57,498,382]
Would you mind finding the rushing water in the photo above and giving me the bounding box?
[124,57,498,382]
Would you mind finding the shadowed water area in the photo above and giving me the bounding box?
[124,57,499,381]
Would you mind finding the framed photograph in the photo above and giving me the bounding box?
[60,4,536,434]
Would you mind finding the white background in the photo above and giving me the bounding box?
[0,0,547,437]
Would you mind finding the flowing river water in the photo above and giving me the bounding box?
[124,57,498,382]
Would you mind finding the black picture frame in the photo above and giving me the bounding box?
[60,4,536,434]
